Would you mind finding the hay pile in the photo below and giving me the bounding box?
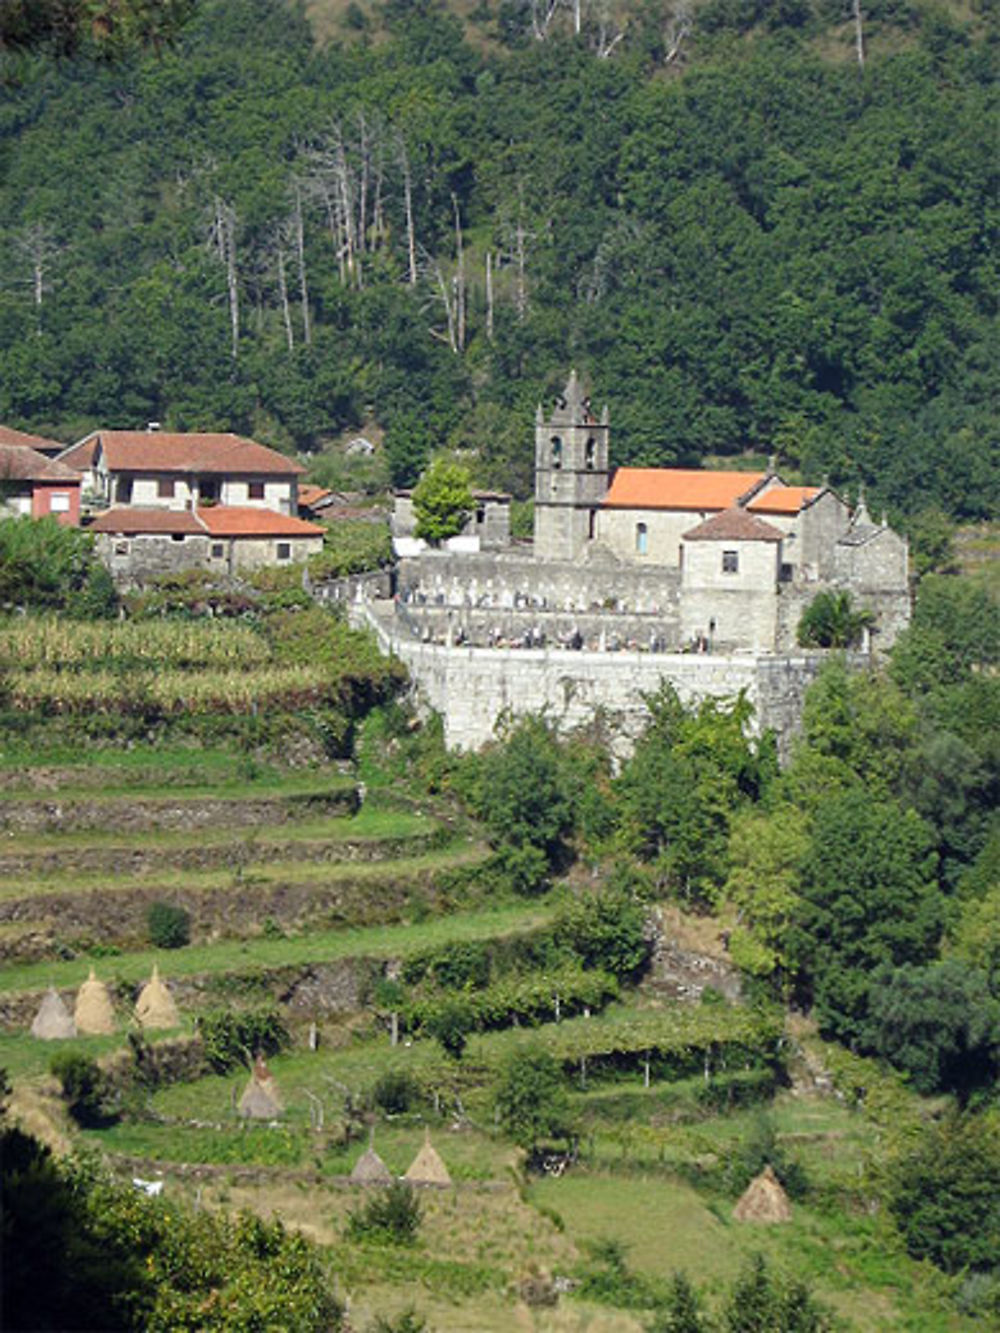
[237,1056,283,1121]
[74,968,115,1035]
[351,1147,393,1184]
[134,966,179,1030]
[732,1165,792,1223]
[31,988,76,1040]
[404,1130,451,1186]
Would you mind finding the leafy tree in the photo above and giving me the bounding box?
[951,876,1000,996]
[0,517,102,612]
[493,1046,570,1152]
[0,0,196,56]
[425,999,472,1060]
[863,961,1000,1103]
[346,1180,422,1246]
[797,591,874,649]
[411,457,474,544]
[556,883,650,982]
[889,1114,1000,1275]
[462,715,572,894]
[792,789,941,1041]
[197,1006,290,1073]
[723,806,809,989]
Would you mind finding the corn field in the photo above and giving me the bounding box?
[4,666,337,714]
[0,617,272,671]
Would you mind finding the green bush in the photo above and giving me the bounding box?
[373,1069,421,1116]
[146,901,191,950]
[197,1007,290,1074]
[49,1052,115,1128]
[346,1180,422,1246]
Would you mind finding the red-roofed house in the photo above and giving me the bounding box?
[0,424,67,459]
[81,429,305,515]
[0,444,81,526]
[91,506,323,579]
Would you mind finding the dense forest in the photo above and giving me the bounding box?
[0,0,996,519]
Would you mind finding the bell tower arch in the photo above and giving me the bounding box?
[533,370,610,562]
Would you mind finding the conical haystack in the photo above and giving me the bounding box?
[237,1055,283,1120]
[31,988,76,1040]
[74,968,115,1035]
[134,965,180,1030]
[732,1165,792,1223]
[351,1146,393,1184]
[404,1129,451,1186]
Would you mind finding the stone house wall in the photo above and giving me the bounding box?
[680,539,781,652]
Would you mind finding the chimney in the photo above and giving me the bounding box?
[146,421,161,433]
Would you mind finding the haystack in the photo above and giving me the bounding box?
[732,1165,792,1223]
[404,1129,451,1186]
[134,965,179,1030]
[31,988,76,1040]
[74,968,115,1035]
[237,1055,283,1121]
[351,1146,393,1184]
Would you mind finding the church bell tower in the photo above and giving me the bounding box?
[532,370,610,562]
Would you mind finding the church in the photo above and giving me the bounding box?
[391,371,911,658]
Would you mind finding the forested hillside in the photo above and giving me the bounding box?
[0,0,996,519]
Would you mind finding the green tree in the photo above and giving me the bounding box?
[0,517,101,612]
[792,789,941,1041]
[346,1180,422,1247]
[556,883,650,982]
[49,1052,115,1128]
[863,962,1000,1103]
[889,1114,1000,1275]
[649,1272,711,1333]
[723,1254,831,1332]
[723,806,809,989]
[797,591,874,649]
[494,1046,570,1152]
[411,457,474,544]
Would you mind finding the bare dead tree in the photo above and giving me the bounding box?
[274,228,295,352]
[396,133,419,287]
[209,196,240,359]
[852,0,865,70]
[485,249,495,341]
[292,180,311,345]
[663,1,692,66]
[530,0,562,40]
[452,194,466,352]
[590,0,626,58]
[500,186,533,323]
[419,248,459,353]
[12,222,59,330]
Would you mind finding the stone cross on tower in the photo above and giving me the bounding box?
[533,370,610,562]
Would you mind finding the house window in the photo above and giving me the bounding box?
[49,492,70,513]
[114,540,129,556]
[636,522,648,555]
[276,542,291,560]
[211,543,225,559]
[476,506,485,525]
[199,479,219,503]
[158,479,175,499]
[248,481,265,500]
[551,437,562,470]
[722,549,739,574]
[171,534,185,543]
[585,437,596,470]
[117,479,133,504]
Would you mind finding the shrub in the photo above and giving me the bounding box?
[373,1070,420,1116]
[346,1180,422,1246]
[146,901,191,949]
[797,590,873,648]
[49,1052,115,1128]
[723,1113,808,1200]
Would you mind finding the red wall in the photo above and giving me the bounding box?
[31,482,81,527]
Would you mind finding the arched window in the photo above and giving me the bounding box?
[636,522,648,555]
[585,437,596,470]
[550,436,563,469]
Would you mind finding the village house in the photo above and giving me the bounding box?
[0,424,68,459]
[0,440,81,526]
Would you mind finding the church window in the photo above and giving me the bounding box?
[551,437,562,469]
[722,549,739,574]
[585,437,596,470]
[588,509,596,540]
[636,522,648,555]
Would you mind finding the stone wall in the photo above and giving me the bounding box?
[355,600,836,757]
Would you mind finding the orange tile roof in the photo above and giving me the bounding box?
[0,444,82,484]
[298,484,334,508]
[746,485,821,516]
[198,507,324,538]
[683,508,784,542]
[96,431,305,476]
[602,468,767,512]
[0,424,65,453]
[57,437,99,471]
[89,508,202,535]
